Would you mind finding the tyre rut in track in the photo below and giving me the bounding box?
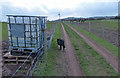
[61,23,85,76]
[65,23,118,73]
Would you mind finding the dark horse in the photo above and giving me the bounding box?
[57,39,65,50]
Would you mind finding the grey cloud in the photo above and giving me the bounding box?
[60,2,118,18]
[1,1,118,21]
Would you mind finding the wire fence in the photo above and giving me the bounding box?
[69,20,118,47]
[10,22,58,77]
[10,44,45,77]
[47,22,58,50]
[33,22,58,76]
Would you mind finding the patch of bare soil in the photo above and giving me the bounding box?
[66,23,118,73]
[1,40,31,76]
[1,40,10,76]
[2,40,9,55]
[60,23,85,76]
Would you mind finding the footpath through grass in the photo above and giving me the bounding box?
[66,22,118,57]
[63,23,118,76]
[37,22,63,76]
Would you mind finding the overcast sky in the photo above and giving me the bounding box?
[0,0,119,21]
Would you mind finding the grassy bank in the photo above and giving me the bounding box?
[65,22,118,57]
[63,23,118,76]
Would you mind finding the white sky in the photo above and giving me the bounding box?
[0,0,119,21]
[6,0,119,10]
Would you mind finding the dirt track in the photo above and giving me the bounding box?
[65,23,118,73]
[61,23,85,76]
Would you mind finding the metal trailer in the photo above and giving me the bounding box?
[7,15,47,56]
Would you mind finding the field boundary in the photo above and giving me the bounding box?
[65,23,118,73]
[67,22,118,57]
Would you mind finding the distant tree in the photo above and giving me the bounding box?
[115,16,120,19]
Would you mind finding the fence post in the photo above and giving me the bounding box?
[89,22,91,32]
[44,29,47,61]
[102,23,104,39]
[43,19,48,75]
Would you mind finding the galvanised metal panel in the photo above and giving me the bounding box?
[11,24,24,37]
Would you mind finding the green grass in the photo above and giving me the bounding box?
[63,23,118,76]
[47,22,56,32]
[65,22,118,57]
[86,20,118,30]
[0,22,8,40]
[37,22,63,76]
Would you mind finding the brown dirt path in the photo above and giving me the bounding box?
[61,23,85,76]
[65,23,119,73]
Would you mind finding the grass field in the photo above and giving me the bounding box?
[47,22,56,31]
[66,22,118,57]
[0,22,8,40]
[63,23,118,76]
[36,22,63,76]
[71,20,118,47]
[0,22,55,40]
[85,20,118,30]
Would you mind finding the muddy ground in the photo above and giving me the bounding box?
[1,40,13,76]
[1,40,26,76]
[1,41,33,76]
